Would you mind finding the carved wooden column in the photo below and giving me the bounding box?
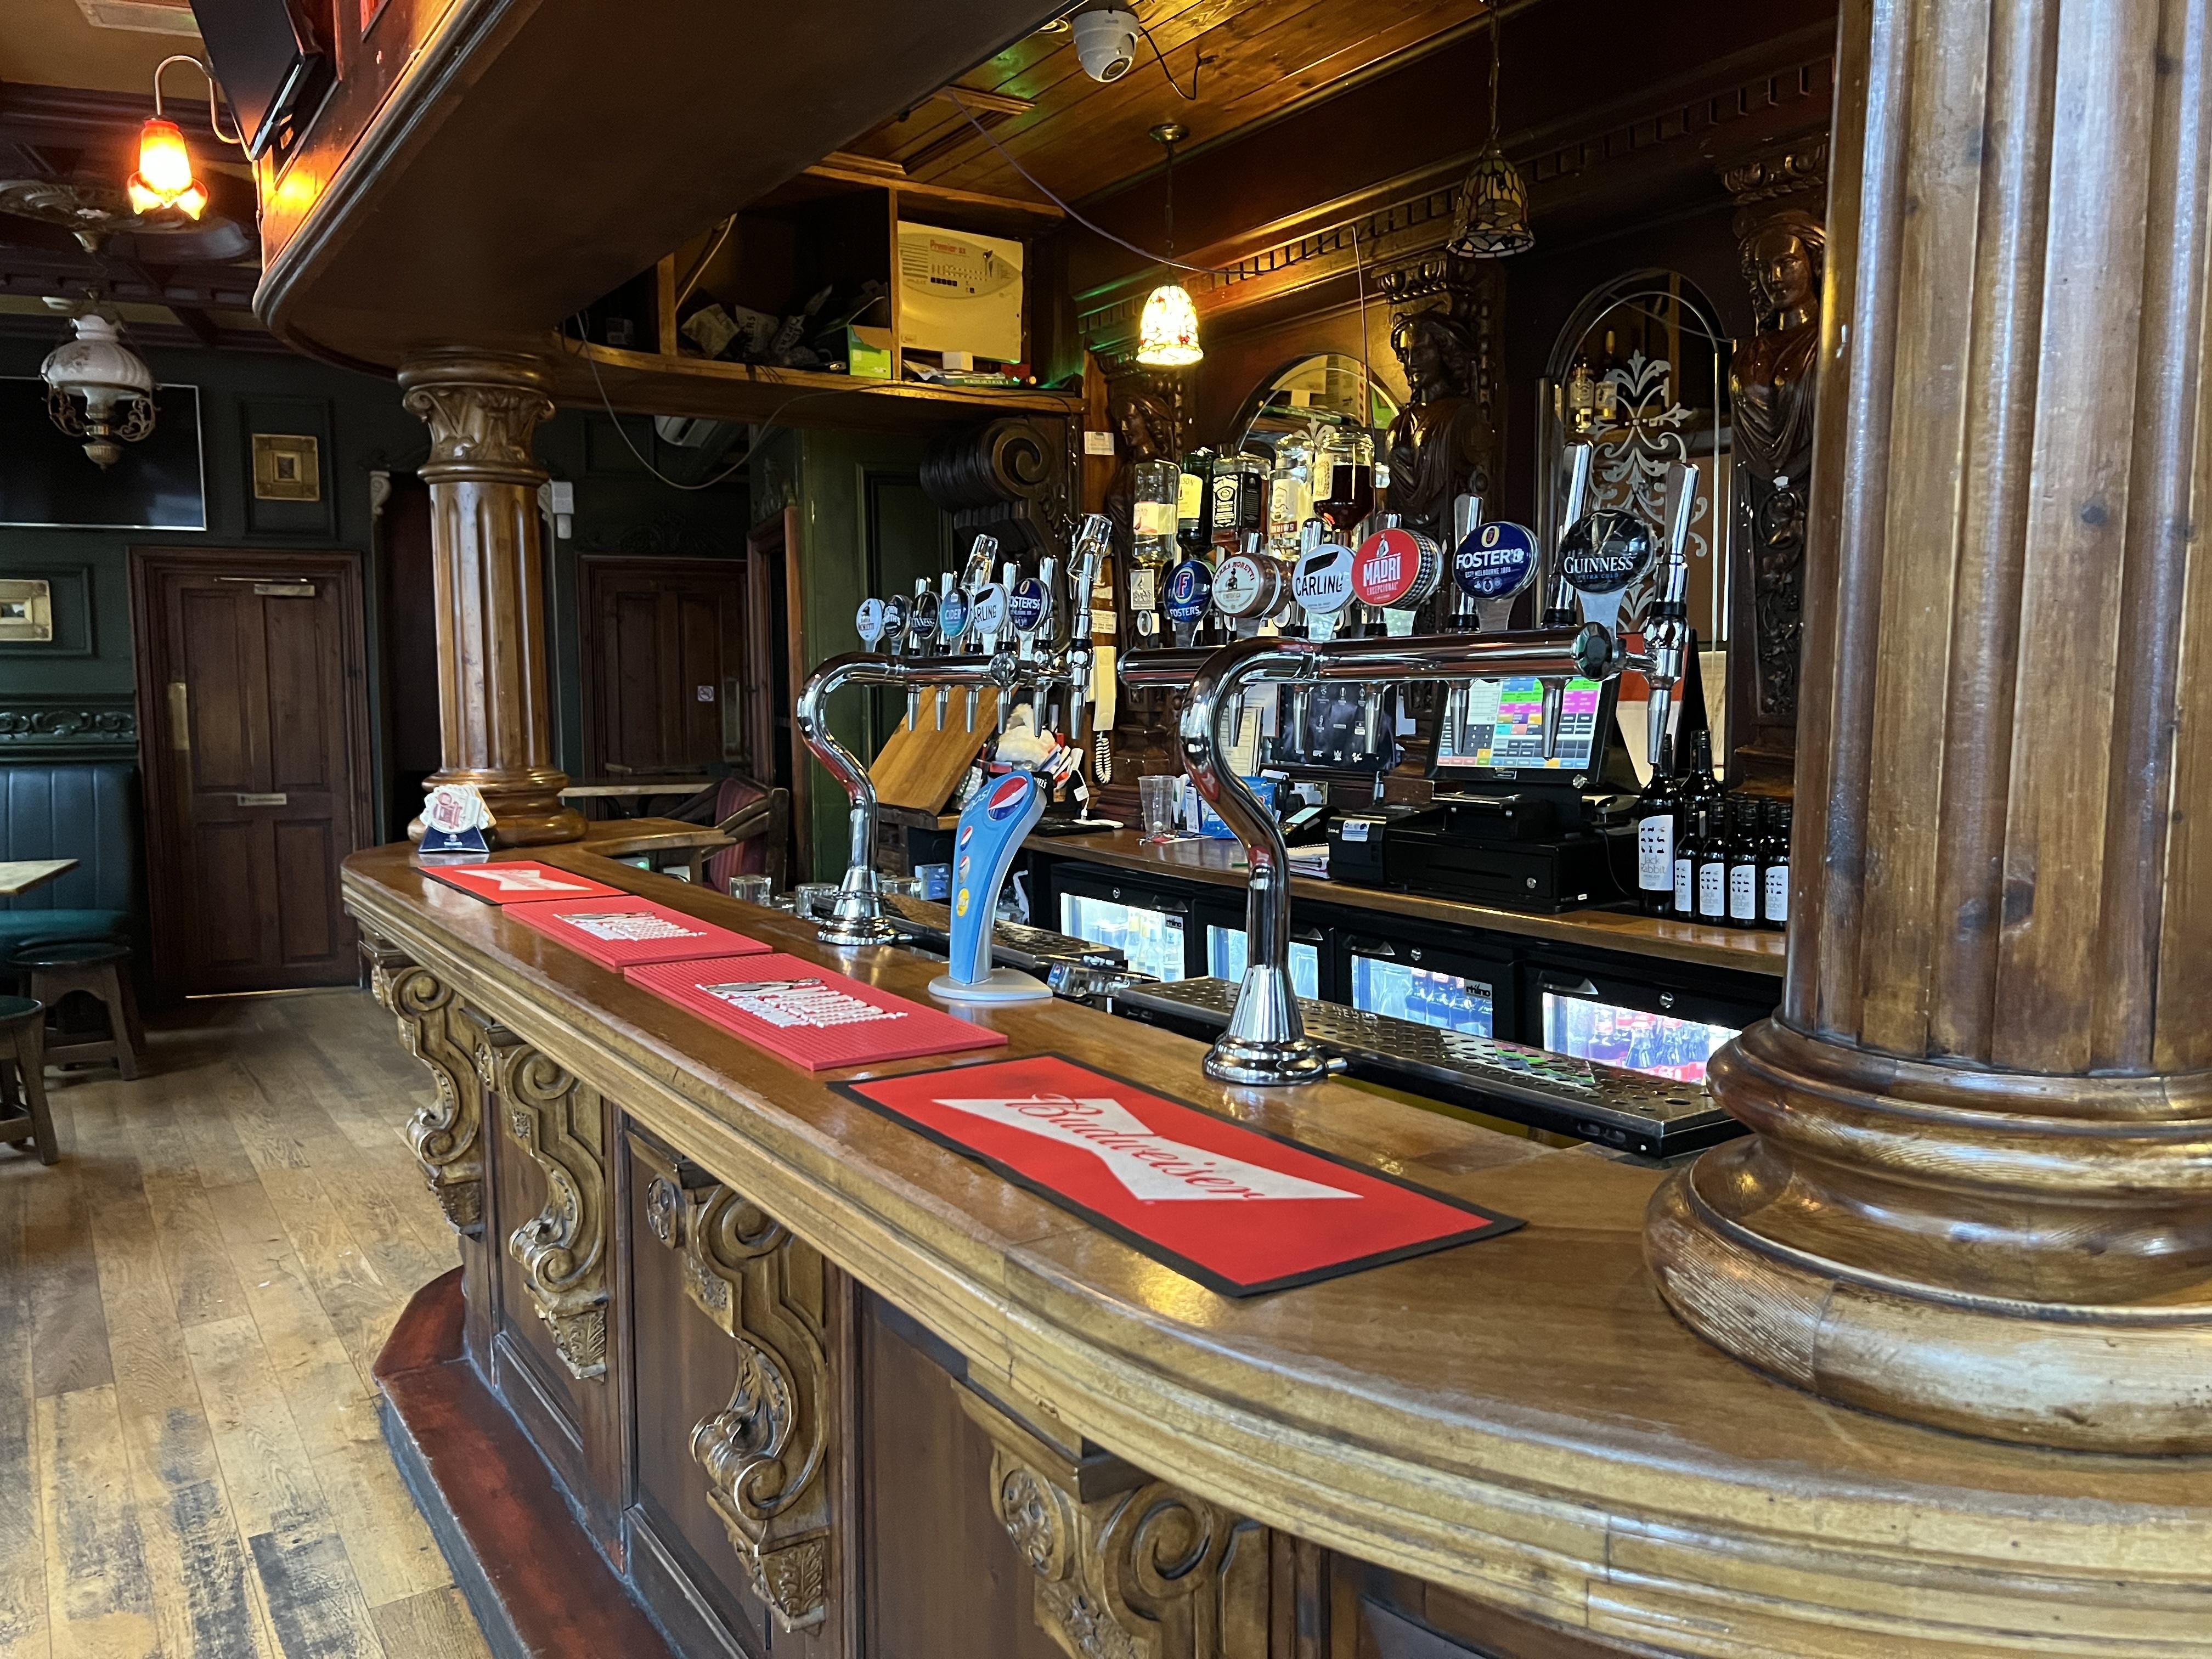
[398,351,584,846]
[362,932,486,1235]
[1647,0,2212,1451]
[956,1381,1269,1659]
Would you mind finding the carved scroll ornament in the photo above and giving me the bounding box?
[644,1163,835,1632]
[362,933,483,1235]
[396,352,555,478]
[477,1030,608,1380]
[957,1383,1268,1659]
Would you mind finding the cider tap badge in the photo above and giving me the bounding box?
[1558,510,1657,596]
[938,588,972,644]
[1352,527,1443,610]
[1163,558,1213,627]
[1453,521,1541,601]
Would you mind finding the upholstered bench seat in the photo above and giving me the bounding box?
[0,910,130,950]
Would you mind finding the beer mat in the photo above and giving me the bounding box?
[625,953,1008,1071]
[423,861,624,905]
[505,896,770,970]
[834,1053,1523,1297]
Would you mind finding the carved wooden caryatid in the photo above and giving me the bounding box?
[957,1382,1268,1659]
[362,932,484,1235]
[1378,254,1504,543]
[1723,136,1828,780]
[1647,0,2212,1452]
[476,1029,608,1380]
[641,1156,836,1632]
[398,351,584,847]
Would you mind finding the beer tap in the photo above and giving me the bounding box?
[794,516,1109,949]
[934,572,970,731]
[1448,495,1485,631]
[905,577,939,731]
[1638,461,1701,768]
[1539,445,1595,760]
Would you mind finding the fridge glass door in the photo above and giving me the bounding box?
[1540,994,1736,1084]
[1205,925,1321,1000]
[1349,955,1497,1037]
[1060,893,1187,983]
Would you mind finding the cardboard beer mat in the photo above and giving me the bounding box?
[836,1054,1523,1297]
[626,953,1008,1071]
[424,861,624,905]
[506,896,770,970]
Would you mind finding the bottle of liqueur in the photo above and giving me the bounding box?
[1762,800,1793,930]
[1695,805,1730,923]
[1634,736,1681,916]
[1127,457,1180,643]
[1177,448,1216,562]
[1728,797,1762,927]
[1672,803,1702,921]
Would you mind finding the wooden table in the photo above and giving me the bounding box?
[580,816,733,883]
[342,839,2204,1658]
[0,859,76,898]
[558,777,711,821]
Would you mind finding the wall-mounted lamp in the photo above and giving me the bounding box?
[127,55,242,221]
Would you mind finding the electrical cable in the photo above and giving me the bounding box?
[1132,16,1202,101]
[942,89,1233,275]
[561,314,880,492]
[673,216,736,310]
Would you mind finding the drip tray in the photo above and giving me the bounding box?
[1109,977,1740,1160]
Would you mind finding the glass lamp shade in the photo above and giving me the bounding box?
[42,316,157,467]
[1447,144,1533,258]
[1136,282,1203,367]
[127,118,208,219]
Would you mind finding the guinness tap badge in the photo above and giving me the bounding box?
[1558,510,1657,597]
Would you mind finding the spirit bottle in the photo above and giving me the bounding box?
[1128,457,1179,642]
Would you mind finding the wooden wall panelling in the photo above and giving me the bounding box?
[1646,0,2212,1452]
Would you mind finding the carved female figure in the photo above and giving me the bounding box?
[1384,309,1494,539]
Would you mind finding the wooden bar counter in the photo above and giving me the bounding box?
[343,838,2212,1659]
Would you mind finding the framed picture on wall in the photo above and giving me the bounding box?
[0,380,207,531]
[0,579,52,642]
[251,432,322,500]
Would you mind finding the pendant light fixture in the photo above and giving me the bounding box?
[1136,122,1203,368]
[42,314,157,467]
[1447,3,1533,258]
[126,55,240,221]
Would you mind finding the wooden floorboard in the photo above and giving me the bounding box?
[0,990,478,1659]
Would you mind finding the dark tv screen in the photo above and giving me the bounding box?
[190,0,321,156]
[0,380,207,531]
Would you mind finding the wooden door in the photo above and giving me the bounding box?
[132,549,374,994]
[580,558,752,778]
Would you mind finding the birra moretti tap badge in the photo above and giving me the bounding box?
[1453,521,1541,601]
[1558,510,1657,596]
[1352,527,1443,610]
[1213,552,1283,620]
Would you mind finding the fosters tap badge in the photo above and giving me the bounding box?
[1453,521,1541,601]
[1163,557,1213,625]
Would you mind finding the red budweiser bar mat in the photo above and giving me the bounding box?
[835,1054,1522,1297]
[423,861,624,905]
[505,896,770,970]
[626,953,1008,1071]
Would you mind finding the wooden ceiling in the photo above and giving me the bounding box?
[839,0,1505,208]
[0,0,202,97]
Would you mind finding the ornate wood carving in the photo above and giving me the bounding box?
[1649,0,2212,1452]
[919,415,1073,564]
[396,350,584,848]
[956,1382,1268,1659]
[476,1028,607,1380]
[640,1150,835,1632]
[362,932,484,1235]
[1377,254,1506,541]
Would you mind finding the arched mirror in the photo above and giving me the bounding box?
[1537,273,1732,642]
[1233,352,1400,455]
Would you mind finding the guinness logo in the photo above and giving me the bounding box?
[1557,510,1656,596]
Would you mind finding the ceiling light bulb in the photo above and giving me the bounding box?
[1136,282,1203,367]
[128,117,206,220]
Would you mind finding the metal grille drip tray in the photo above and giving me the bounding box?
[1109,978,1740,1160]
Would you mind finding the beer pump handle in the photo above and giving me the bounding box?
[961,534,1000,592]
[1643,460,1702,767]
[1545,444,1595,627]
[1451,494,1485,626]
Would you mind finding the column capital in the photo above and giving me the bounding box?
[398,351,555,479]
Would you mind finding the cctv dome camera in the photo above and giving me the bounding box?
[1071,8,1141,83]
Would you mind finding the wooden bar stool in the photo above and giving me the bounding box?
[0,997,56,1164]
[6,941,143,1081]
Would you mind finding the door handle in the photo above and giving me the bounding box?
[236,793,289,807]
[167,681,189,751]
[1542,977,1601,998]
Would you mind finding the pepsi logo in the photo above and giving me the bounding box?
[984,775,1034,820]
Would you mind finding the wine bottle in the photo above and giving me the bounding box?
[1728,798,1762,927]
[1634,736,1680,916]
[1672,804,1701,920]
[1762,800,1793,930]
[1696,804,1729,922]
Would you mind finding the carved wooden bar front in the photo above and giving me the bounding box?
[957,1381,1269,1659]
[640,1144,837,1633]
[476,1026,610,1380]
[362,930,485,1235]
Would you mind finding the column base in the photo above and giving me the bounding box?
[1645,1019,2212,1453]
